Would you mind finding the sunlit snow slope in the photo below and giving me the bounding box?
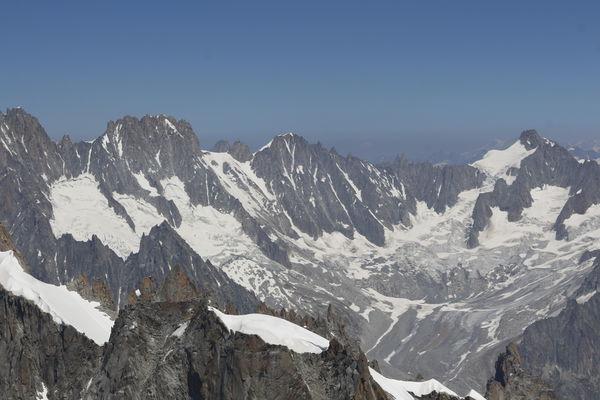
[0,250,113,344]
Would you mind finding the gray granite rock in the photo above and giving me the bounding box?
[0,286,101,400]
[83,300,389,400]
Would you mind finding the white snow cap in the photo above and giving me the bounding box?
[471,140,535,178]
[209,306,330,354]
[0,250,114,345]
[369,367,463,400]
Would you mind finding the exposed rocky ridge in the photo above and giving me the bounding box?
[485,256,600,400]
[381,155,485,214]
[212,139,253,162]
[55,233,126,306]
[417,393,470,400]
[251,134,412,245]
[0,236,395,400]
[0,286,102,400]
[124,222,259,313]
[0,270,390,400]
[51,221,259,313]
[83,299,390,400]
[0,108,289,285]
[126,264,203,306]
[485,343,556,400]
[0,107,497,310]
[0,223,28,269]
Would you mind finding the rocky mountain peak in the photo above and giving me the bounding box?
[519,129,544,150]
[101,114,200,155]
[212,139,230,152]
[58,133,73,148]
[264,132,311,153]
[3,107,38,125]
[0,107,64,183]
[211,139,253,162]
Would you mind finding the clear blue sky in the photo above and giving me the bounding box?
[1,1,599,160]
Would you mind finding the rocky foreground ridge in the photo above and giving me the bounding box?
[0,242,481,400]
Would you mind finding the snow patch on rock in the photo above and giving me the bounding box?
[209,306,330,354]
[471,141,535,179]
[0,250,113,345]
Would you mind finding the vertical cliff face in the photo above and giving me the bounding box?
[485,343,556,400]
[83,300,390,400]
[0,287,102,400]
[518,294,600,400]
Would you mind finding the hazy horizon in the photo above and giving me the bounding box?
[2,1,599,160]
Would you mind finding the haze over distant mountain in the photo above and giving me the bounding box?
[1,107,599,399]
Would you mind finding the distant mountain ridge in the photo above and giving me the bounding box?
[2,107,600,397]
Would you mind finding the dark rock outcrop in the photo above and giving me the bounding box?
[0,286,102,400]
[84,300,390,400]
[485,343,556,400]
[68,273,117,316]
[382,155,485,214]
[212,139,253,162]
[416,392,466,400]
[518,294,600,400]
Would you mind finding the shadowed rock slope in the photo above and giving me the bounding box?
[84,300,390,400]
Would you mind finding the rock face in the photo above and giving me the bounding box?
[83,300,389,400]
[0,269,390,400]
[0,286,102,400]
[417,393,466,400]
[485,343,556,400]
[212,139,253,162]
[123,222,259,313]
[382,155,485,214]
[67,273,117,316]
[486,257,600,400]
[518,295,600,400]
[0,223,28,268]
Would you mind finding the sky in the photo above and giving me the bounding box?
[1,1,599,161]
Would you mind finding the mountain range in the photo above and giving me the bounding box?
[1,107,599,399]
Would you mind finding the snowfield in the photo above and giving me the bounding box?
[49,174,148,259]
[0,250,114,345]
